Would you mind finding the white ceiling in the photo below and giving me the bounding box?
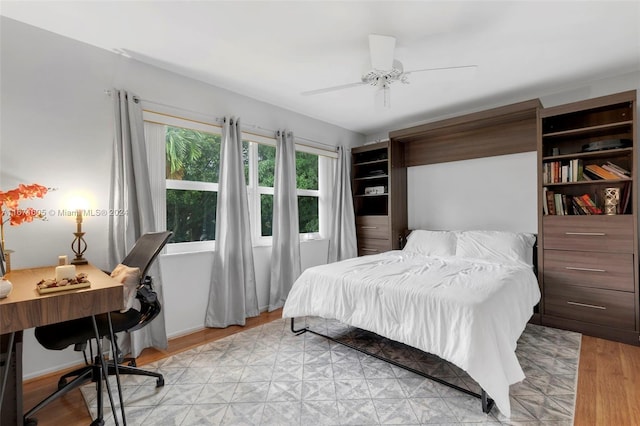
[2,1,639,135]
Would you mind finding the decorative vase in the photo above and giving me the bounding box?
[0,278,12,299]
[603,187,620,215]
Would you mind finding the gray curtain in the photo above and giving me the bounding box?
[108,88,168,357]
[328,146,357,262]
[268,130,302,311]
[205,117,259,327]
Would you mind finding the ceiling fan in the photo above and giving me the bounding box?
[301,34,477,108]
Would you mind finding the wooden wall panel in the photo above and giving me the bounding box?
[390,99,541,167]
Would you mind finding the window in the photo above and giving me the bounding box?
[144,111,334,248]
[257,144,275,237]
[163,125,248,243]
[256,147,321,238]
[296,151,320,234]
[165,126,220,243]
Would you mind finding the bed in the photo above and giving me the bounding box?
[282,229,541,417]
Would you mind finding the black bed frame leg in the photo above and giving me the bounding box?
[290,317,307,335]
[481,389,494,413]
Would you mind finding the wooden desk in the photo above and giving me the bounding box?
[0,264,122,426]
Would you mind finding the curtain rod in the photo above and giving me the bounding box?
[105,89,338,152]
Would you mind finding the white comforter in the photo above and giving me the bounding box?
[282,250,541,417]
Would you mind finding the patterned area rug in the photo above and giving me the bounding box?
[82,317,580,425]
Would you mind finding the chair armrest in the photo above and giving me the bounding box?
[136,276,157,304]
[137,286,157,304]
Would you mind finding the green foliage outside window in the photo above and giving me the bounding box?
[296,152,319,234]
[298,196,319,233]
[260,194,273,237]
[260,194,319,237]
[259,149,319,236]
[167,189,217,242]
[296,152,318,190]
[166,126,220,182]
[258,144,275,187]
[166,125,319,242]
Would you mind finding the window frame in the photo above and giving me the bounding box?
[143,110,335,251]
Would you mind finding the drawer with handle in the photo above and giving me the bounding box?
[357,238,392,256]
[356,216,390,240]
[543,250,634,292]
[545,283,636,330]
[542,215,633,253]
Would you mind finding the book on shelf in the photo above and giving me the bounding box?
[546,189,556,215]
[573,159,584,182]
[571,198,587,215]
[554,193,565,215]
[584,164,622,180]
[547,162,555,183]
[561,165,569,183]
[573,196,593,215]
[602,161,631,179]
[620,182,632,214]
[544,159,584,183]
[579,193,602,214]
[543,162,557,184]
[545,192,607,215]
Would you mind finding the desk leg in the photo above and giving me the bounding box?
[1,331,23,426]
[106,312,126,425]
[89,315,121,426]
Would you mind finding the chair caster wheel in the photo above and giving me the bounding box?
[90,419,105,426]
[57,378,67,389]
[128,360,136,367]
[24,417,38,426]
[156,377,164,387]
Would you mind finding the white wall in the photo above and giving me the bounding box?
[0,17,363,378]
[368,71,640,235]
[160,239,329,338]
[408,152,537,232]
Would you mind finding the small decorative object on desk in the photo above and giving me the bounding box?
[55,264,76,281]
[37,272,90,294]
[0,183,50,275]
[0,277,12,298]
[603,187,620,215]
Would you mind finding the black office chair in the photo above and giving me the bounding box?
[24,231,173,426]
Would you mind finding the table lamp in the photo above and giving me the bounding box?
[69,196,89,265]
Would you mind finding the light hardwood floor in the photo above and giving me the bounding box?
[21,310,640,425]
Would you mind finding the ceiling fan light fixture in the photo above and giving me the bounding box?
[361,61,406,88]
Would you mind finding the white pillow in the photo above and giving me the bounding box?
[455,230,536,267]
[111,263,141,312]
[403,230,457,257]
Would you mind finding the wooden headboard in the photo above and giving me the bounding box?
[389,99,541,167]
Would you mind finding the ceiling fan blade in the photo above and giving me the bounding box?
[301,81,366,96]
[404,64,478,80]
[369,34,396,71]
